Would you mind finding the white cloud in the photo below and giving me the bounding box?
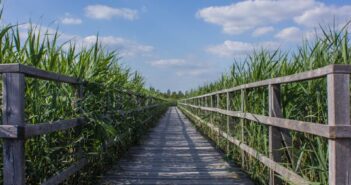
[294,5,351,28]
[85,5,138,20]
[196,0,319,34]
[148,58,212,77]
[149,59,186,67]
[82,35,153,57]
[61,17,82,25]
[275,27,303,42]
[176,68,210,77]
[252,26,275,37]
[207,40,280,57]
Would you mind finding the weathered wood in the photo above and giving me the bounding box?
[2,73,26,185]
[183,64,351,100]
[99,107,254,185]
[210,95,214,137]
[41,158,88,185]
[327,74,351,185]
[180,65,351,185]
[25,118,85,137]
[226,92,230,153]
[0,63,80,84]
[180,103,351,139]
[180,106,310,185]
[0,125,24,138]
[268,84,282,185]
[216,94,220,144]
[240,89,246,168]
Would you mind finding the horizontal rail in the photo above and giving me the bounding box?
[0,63,81,84]
[180,103,351,139]
[0,125,24,138]
[0,118,85,138]
[184,64,351,100]
[0,63,168,185]
[41,158,88,185]
[180,106,310,185]
[25,118,85,138]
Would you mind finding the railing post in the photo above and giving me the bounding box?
[240,89,246,168]
[268,84,283,185]
[196,98,199,115]
[210,95,214,138]
[2,73,25,185]
[327,74,351,185]
[226,92,230,153]
[216,93,220,144]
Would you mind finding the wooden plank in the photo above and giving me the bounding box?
[268,84,282,185]
[240,89,246,168]
[25,118,85,137]
[180,106,310,185]
[180,103,351,139]
[20,64,81,84]
[99,107,253,185]
[0,125,24,138]
[182,64,351,100]
[327,74,351,185]
[216,94,220,144]
[2,73,26,185]
[41,158,88,185]
[226,92,230,153]
[0,63,80,84]
[100,178,249,185]
[210,95,214,138]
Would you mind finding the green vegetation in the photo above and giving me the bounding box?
[0,22,168,184]
[180,24,351,185]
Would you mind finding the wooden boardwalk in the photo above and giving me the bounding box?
[99,107,253,185]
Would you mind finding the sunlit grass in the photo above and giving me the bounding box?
[0,22,168,184]
[182,24,351,185]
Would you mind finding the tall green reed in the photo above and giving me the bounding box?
[183,24,351,185]
[0,22,168,184]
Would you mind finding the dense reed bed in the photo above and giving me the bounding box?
[0,23,168,184]
[180,25,351,185]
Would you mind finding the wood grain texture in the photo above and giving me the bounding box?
[99,107,253,185]
[327,74,351,185]
[25,118,85,137]
[0,125,24,138]
[180,103,351,139]
[268,84,282,185]
[180,106,310,185]
[182,64,351,99]
[2,73,25,185]
[0,63,80,84]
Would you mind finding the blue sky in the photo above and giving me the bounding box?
[3,0,351,92]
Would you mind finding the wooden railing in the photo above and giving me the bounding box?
[178,64,351,185]
[0,63,165,185]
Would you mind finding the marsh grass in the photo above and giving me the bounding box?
[0,22,168,184]
[182,24,351,185]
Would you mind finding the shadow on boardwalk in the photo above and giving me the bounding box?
[99,107,253,185]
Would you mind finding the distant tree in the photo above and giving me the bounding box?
[177,91,184,97]
[167,89,171,96]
